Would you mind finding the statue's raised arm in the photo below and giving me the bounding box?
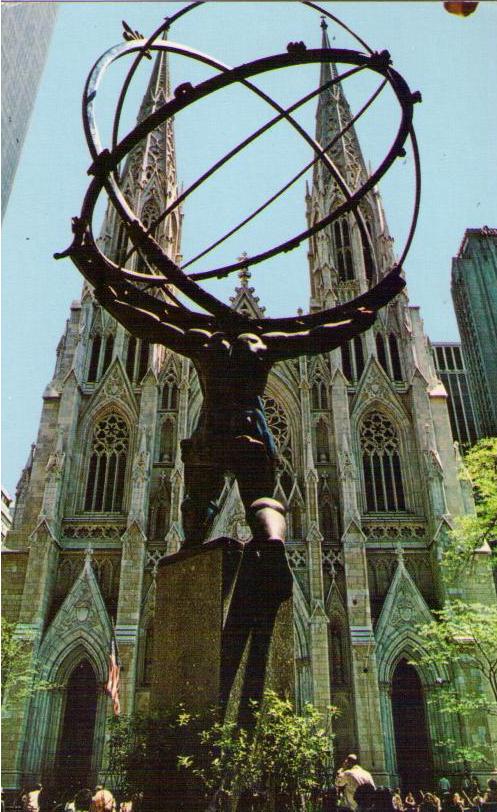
[263,268,405,362]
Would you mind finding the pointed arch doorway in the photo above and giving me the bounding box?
[392,659,433,792]
[55,659,98,789]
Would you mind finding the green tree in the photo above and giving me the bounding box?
[1,618,54,702]
[180,692,335,810]
[106,695,335,810]
[413,438,497,766]
[443,437,497,579]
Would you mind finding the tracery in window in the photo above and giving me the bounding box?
[360,412,405,512]
[84,414,129,512]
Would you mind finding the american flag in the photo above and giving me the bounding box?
[105,637,121,716]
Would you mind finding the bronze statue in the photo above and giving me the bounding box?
[94,269,404,553]
[56,15,418,560]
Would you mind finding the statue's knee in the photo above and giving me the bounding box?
[247,497,286,544]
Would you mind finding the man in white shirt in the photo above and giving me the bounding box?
[336,754,376,811]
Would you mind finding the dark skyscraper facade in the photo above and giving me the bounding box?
[451,228,497,438]
[1,2,58,216]
[432,342,478,447]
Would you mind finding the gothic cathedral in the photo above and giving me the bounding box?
[3,28,496,792]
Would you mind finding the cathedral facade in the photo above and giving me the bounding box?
[3,31,496,793]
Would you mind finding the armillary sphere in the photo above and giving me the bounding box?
[56,0,421,337]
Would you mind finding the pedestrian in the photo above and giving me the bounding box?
[21,784,43,812]
[336,754,376,811]
[89,787,115,812]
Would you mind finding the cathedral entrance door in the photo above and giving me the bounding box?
[55,659,98,790]
[392,659,433,793]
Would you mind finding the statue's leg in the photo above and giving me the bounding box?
[232,437,285,545]
[180,439,224,547]
[233,437,292,597]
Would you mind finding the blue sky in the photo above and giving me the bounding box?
[2,1,496,496]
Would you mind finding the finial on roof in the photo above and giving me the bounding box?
[85,542,94,564]
[395,541,404,565]
[237,252,251,287]
[320,16,328,31]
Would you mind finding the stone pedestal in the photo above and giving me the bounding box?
[147,537,294,810]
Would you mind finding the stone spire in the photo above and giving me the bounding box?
[315,18,368,192]
[97,35,182,280]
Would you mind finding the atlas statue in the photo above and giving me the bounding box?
[57,3,420,566]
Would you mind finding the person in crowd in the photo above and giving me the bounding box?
[21,784,43,812]
[404,792,417,812]
[439,780,452,797]
[74,789,92,812]
[336,754,376,811]
[372,788,396,812]
[420,792,442,812]
[88,787,115,812]
[392,788,404,811]
[355,783,377,812]
[481,779,497,812]
[463,774,482,799]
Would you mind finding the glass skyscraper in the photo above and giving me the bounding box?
[1,2,58,216]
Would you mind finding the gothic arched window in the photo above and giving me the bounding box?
[311,376,329,410]
[87,335,102,383]
[354,336,365,380]
[84,414,129,512]
[341,343,353,382]
[376,333,389,375]
[291,503,303,541]
[101,334,114,376]
[333,217,354,281]
[115,222,128,267]
[136,206,159,275]
[321,501,333,543]
[315,419,329,463]
[360,218,375,284]
[126,337,137,381]
[329,622,347,685]
[360,412,405,512]
[161,372,178,410]
[160,418,175,463]
[389,333,403,381]
[137,340,150,382]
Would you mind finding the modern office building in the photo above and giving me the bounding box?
[451,228,497,438]
[431,342,478,447]
[1,2,58,216]
[2,22,496,795]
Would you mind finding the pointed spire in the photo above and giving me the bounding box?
[315,19,367,189]
[138,32,171,122]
